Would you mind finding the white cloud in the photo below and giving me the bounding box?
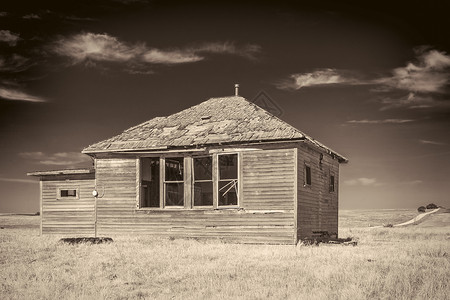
[53,33,260,67]
[53,33,143,64]
[0,54,32,72]
[0,177,37,184]
[344,177,383,187]
[347,119,414,124]
[277,48,450,110]
[419,139,445,146]
[378,49,450,94]
[0,12,7,17]
[399,180,423,186]
[0,87,46,102]
[276,68,361,90]
[19,152,92,166]
[0,30,20,46]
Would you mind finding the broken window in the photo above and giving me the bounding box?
[165,157,184,206]
[304,164,311,186]
[329,174,335,193]
[193,156,213,206]
[141,157,160,208]
[218,154,238,206]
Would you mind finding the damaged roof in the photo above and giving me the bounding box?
[82,96,347,162]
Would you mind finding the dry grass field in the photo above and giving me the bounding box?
[1,210,449,300]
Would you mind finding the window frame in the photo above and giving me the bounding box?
[56,187,79,200]
[217,152,240,208]
[304,162,312,187]
[192,155,214,208]
[139,157,161,208]
[329,171,335,193]
[163,156,185,208]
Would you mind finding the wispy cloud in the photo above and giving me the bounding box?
[277,48,450,110]
[19,152,92,166]
[22,14,41,20]
[0,177,37,184]
[0,54,33,72]
[0,87,46,102]
[53,33,260,69]
[399,180,423,186]
[0,12,7,17]
[347,119,414,124]
[344,177,384,187]
[419,139,445,146]
[0,30,20,46]
[276,68,362,90]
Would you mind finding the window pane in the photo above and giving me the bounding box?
[218,180,238,206]
[219,154,237,180]
[60,189,76,197]
[165,183,184,206]
[165,157,184,181]
[194,182,213,206]
[305,165,311,185]
[194,156,212,180]
[141,157,160,207]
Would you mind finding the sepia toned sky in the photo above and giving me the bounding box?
[1,0,449,213]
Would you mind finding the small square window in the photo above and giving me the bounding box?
[58,188,78,199]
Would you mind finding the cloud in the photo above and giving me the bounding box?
[0,12,7,17]
[0,30,20,46]
[276,68,361,90]
[53,33,261,68]
[22,14,41,20]
[0,177,37,184]
[0,54,32,72]
[399,180,423,186]
[277,48,450,110]
[19,152,92,166]
[0,87,46,102]
[344,177,384,187]
[347,119,414,124]
[377,49,450,94]
[419,139,445,146]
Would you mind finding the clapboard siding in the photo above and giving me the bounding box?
[41,179,95,235]
[296,142,339,239]
[241,149,295,212]
[92,149,296,244]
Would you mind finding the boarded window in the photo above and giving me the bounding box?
[141,157,160,208]
[305,164,311,186]
[193,156,213,206]
[329,175,335,192]
[165,157,184,206]
[218,154,238,206]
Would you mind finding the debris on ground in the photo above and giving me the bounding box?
[59,237,113,245]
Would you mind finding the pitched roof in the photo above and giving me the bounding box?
[82,96,347,162]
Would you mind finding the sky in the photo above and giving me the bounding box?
[1,0,449,213]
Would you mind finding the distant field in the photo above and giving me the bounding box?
[1,210,449,299]
[339,208,420,228]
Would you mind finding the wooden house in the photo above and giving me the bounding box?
[28,94,347,244]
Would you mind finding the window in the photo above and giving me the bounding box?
[193,156,213,206]
[141,157,160,207]
[57,188,78,199]
[218,154,238,206]
[164,157,184,207]
[329,174,335,193]
[304,164,311,186]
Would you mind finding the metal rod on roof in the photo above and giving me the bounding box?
[235,83,239,96]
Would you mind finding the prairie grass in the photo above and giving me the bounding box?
[1,211,449,300]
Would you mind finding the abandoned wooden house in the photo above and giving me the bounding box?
[28,92,347,244]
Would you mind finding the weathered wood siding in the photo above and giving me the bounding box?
[41,179,95,235]
[296,142,339,239]
[94,148,296,244]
